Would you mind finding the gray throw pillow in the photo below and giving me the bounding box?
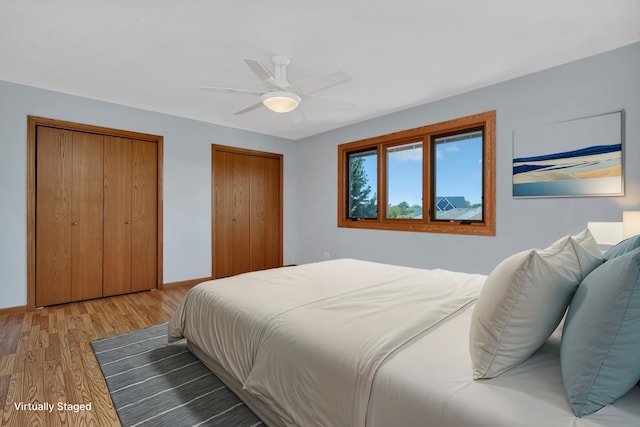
[561,248,640,416]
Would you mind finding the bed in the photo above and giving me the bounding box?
[168,234,640,427]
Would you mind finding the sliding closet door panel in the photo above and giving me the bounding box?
[249,156,266,271]
[213,151,233,278]
[131,140,158,291]
[231,153,251,276]
[35,127,73,307]
[103,136,132,296]
[70,131,104,302]
[263,156,281,269]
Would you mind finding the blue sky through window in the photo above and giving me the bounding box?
[387,142,422,206]
[361,136,482,206]
[435,135,483,206]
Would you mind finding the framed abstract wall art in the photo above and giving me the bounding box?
[512,110,623,198]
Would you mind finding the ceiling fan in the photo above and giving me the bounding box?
[198,56,353,119]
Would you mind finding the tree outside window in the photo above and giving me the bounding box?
[348,150,377,219]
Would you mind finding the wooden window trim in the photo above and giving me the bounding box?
[337,111,496,236]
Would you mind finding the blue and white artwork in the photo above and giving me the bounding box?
[513,111,623,197]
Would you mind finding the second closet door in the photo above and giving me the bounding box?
[131,139,158,292]
[103,136,132,296]
[212,146,282,279]
[249,155,281,272]
[71,131,105,302]
[103,137,158,296]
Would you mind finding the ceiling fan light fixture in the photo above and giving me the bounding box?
[261,91,301,113]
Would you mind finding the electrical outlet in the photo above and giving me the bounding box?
[322,252,330,259]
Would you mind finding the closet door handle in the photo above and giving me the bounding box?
[125,221,132,224]
[71,221,79,226]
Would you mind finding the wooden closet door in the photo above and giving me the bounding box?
[103,136,132,296]
[249,156,266,271]
[249,156,281,271]
[36,128,104,305]
[231,153,251,275]
[36,127,73,307]
[213,150,233,278]
[131,140,158,291]
[212,146,282,279]
[70,131,104,302]
[213,150,251,278]
[262,156,281,269]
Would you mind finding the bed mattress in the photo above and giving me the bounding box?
[368,303,640,427]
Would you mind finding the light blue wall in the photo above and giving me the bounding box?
[0,82,297,309]
[292,42,640,274]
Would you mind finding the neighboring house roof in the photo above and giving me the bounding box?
[435,196,467,211]
[435,207,483,221]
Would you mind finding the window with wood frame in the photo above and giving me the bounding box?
[337,111,496,236]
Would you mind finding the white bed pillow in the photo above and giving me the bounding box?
[470,235,602,379]
[571,228,601,258]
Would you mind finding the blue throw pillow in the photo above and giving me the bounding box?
[603,234,640,261]
[561,248,640,416]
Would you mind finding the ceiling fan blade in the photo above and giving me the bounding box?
[289,71,351,95]
[243,58,274,81]
[287,108,305,123]
[244,58,290,90]
[243,58,282,86]
[197,86,264,96]
[302,94,354,110]
[233,101,264,115]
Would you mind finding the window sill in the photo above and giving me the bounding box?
[338,218,495,236]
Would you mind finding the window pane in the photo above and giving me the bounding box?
[348,149,377,219]
[433,130,483,221]
[387,142,422,219]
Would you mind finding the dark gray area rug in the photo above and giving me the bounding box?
[91,323,264,427]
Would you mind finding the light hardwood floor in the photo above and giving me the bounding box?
[0,284,194,427]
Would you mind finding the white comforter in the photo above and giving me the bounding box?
[169,259,485,426]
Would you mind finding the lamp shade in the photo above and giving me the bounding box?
[587,222,624,245]
[623,211,640,238]
[261,92,300,113]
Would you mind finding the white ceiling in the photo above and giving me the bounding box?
[1,1,638,140]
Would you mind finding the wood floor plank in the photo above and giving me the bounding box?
[0,315,22,357]
[65,367,99,426]
[1,372,22,427]
[22,348,45,427]
[20,312,33,333]
[0,355,14,376]
[44,359,68,427]
[0,375,9,417]
[80,340,119,427]
[90,312,112,338]
[45,333,61,362]
[0,283,194,426]
[27,324,42,351]
[11,333,29,374]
